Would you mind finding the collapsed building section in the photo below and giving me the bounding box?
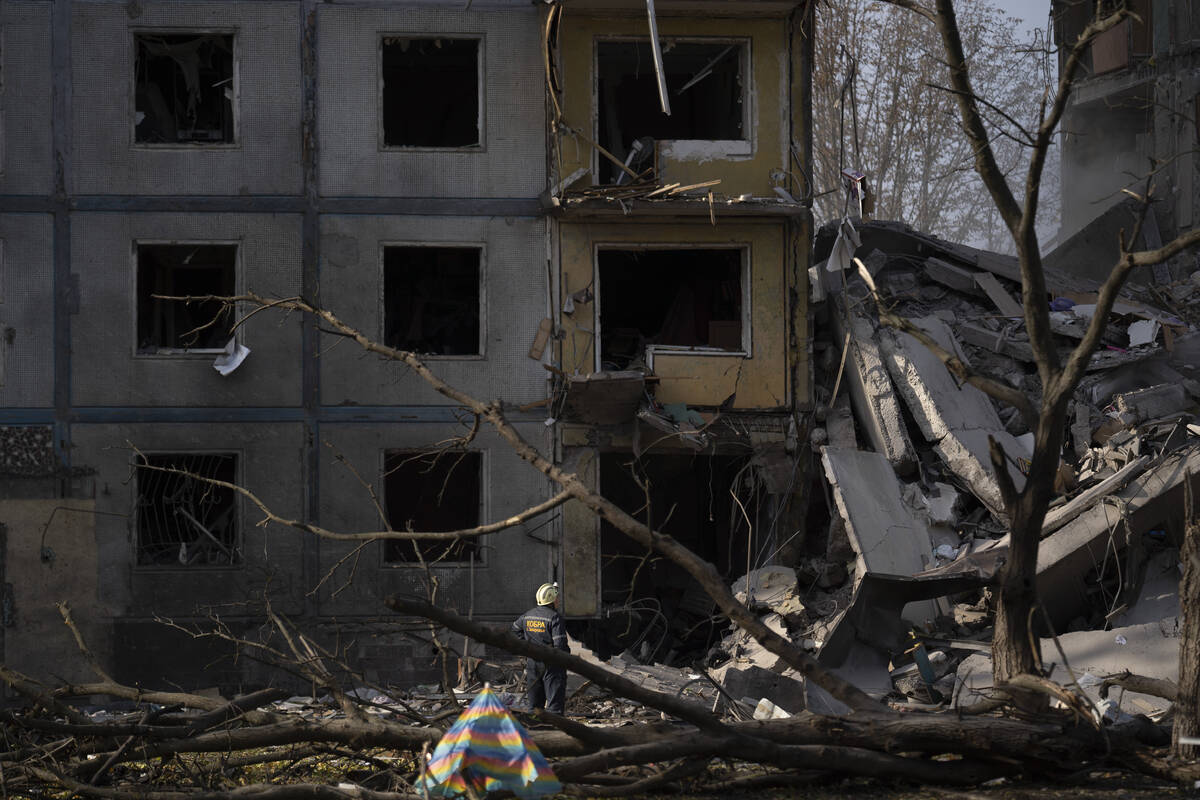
[544,0,816,668]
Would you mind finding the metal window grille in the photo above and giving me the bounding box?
[136,453,240,567]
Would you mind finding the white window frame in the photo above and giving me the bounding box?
[592,35,753,179]
[592,242,752,374]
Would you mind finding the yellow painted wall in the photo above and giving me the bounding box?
[558,221,789,409]
[556,14,790,197]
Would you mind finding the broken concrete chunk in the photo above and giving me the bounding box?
[1038,444,1200,628]
[820,447,937,624]
[878,317,1028,517]
[731,567,803,616]
[717,664,807,715]
[955,618,1180,718]
[830,303,917,475]
[1113,383,1190,426]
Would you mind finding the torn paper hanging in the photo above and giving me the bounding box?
[213,338,250,376]
[826,216,861,273]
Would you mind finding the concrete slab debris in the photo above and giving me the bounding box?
[955,617,1180,718]
[829,302,917,475]
[878,317,1028,516]
[820,446,938,624]
[1113,383,1190,425]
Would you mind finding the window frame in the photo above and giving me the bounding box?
[132,449,243,571]
[377,33,486,152]
[592,242,753,374]
[591,35,753,180]
[132,239,242,358]
[379,448,488,568]
[130,28,240,149]
[378,241,487,360]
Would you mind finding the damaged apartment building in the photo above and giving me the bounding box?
[0,0,817,691]
[1051,0,1200,269]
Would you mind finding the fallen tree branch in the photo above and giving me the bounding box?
[168,292,879,713]
[1100,671,1179,703]
[385,593,730,735]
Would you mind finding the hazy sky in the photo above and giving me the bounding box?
[1000,0,1052,37]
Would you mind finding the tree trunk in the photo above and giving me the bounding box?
[992,488,1041,686]
[992,406,1067,706]
[1174,472,1199,758]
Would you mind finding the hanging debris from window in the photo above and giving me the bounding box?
[135,33,235,144]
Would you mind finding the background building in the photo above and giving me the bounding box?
[1051,0,1200,285]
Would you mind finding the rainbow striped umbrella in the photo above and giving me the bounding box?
[420,684,561,799]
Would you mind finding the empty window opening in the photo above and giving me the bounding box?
[135,33,234,144]
[598,248,743,370]
[596,453,762,663]
[137,244,236,353]
[382,37,480,148]
[597,40,745,182]
[383,451,481,564]
[384,246,481,356]
[136,453,240,567]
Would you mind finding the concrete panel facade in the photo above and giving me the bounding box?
[0,3,54,194]
[0,214,54,407]
[317,4,545,197]
[70,212,303,407]
[1,501,106,684]
[318,215,548,406]
[315,421,556,621]
[70,2,302,196]
[71,421,308,619]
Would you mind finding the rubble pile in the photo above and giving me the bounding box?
[613,218,1200,719]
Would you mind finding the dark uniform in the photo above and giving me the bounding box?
[511,603,568,715]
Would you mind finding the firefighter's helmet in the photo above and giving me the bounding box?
[536,582,559,606]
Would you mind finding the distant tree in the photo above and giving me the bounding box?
[812,0,1059,250]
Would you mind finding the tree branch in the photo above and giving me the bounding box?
[130,444,571,542]
[179,292,880,713]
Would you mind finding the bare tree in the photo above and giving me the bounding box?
[813,0,1061,250]
[851,0,1200,699]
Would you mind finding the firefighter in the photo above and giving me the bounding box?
[510,582,568,715]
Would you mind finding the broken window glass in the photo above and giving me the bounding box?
[135,33,234,144]
[136,452,240,567]
[383,451,481,564]
[382,37,480,148]
[137,243,236,354]
[598,248,744,370]
[383,246,481,355]
[596,40,745,182]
